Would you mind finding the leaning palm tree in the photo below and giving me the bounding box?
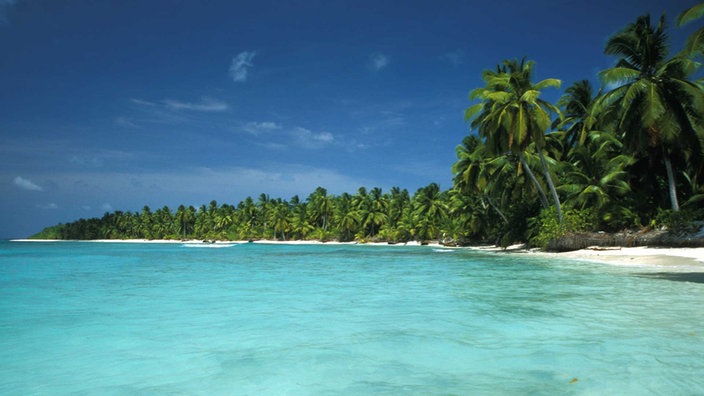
[466,58,564,222]
[597,14,704,211]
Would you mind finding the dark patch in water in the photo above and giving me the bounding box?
[637,272,704,284]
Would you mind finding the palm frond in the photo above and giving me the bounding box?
[641,82,666,127]
[621,79,646,110]
[520,89,540,103]
[676,2,704,26]
[599,67,640,84]
[468,87,487,101]
[464,103,484,122]
[487,91,510,102]
[681,28,704,57]
[533,78,561,91]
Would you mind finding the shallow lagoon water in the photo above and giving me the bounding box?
[1,241,703,395]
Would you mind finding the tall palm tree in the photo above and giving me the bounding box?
[176,205,188,239]
[412,183,448,240]
[365,188,388,237]
[466,58,564,222]
[307,187,333,232]
[335,193,360,241]
[386,186,409,228]
[271,200,291,240]
[597,14,704,211]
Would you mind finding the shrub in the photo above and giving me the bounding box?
[652,209,701,234]
[530,207,596,249]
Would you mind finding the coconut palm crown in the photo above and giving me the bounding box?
[465,58,564,222]
[597,14,704,211]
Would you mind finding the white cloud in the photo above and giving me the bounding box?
[314,132,334,143]
[368,52,390,71]
[292,127,335,148]
[242,121,282,135]
[101,203,113,212]
[13,176,43,191]
[37,203,58,210]
[162,97,228,112]
[229,51,256,82]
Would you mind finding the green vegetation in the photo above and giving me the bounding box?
[31,8,704,248]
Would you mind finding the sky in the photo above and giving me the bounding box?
[1,0,700,238]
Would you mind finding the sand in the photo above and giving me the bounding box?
[545,246,704,270]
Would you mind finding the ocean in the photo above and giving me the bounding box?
[1,241,703,395]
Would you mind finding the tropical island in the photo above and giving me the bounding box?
[30,7,704,252]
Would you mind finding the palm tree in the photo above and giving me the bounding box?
[466,58,564,222]
[597,14,704,211]
[354,187,387,237]
[238,197,257,237]
[554,80,599,150]
[386,186,409,228]
[412,183,448,240]
[559,131,635,225]
[452,135,510,224]
[336,198,359,241]
[176,205,188,239]
[138,205,153,239]
[271,200,292,240]
[307,187,333,232]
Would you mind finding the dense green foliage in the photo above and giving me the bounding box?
[32,185,457,243]
[32,8,704,248]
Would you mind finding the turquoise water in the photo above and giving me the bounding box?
[1,241,703,395]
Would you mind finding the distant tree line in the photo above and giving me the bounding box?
[33,185,466,243]
[33,7,704,247]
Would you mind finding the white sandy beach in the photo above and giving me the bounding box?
[548,246,704,269]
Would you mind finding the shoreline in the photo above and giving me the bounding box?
[9,238,704,272]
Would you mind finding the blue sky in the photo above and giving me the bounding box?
[1,0,699,238]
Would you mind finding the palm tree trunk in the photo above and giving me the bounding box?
[663,155,680,211]
[537,149,563,224]
[484,195,509,224]
[518,153,550,208]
